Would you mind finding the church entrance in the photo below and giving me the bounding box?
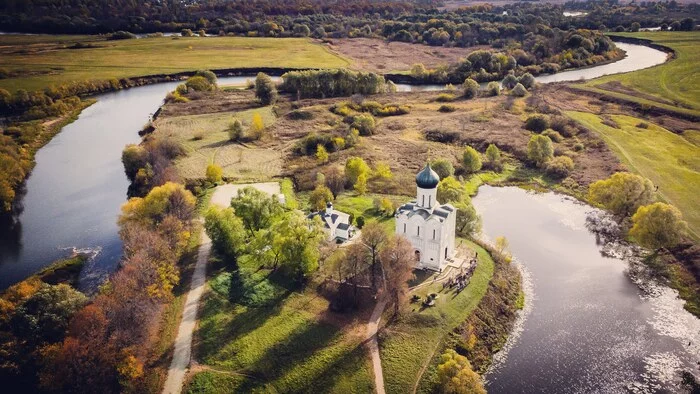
[414,250,421,262]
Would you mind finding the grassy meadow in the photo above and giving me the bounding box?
[583,32,700,117]
[0,35,349,93]
[567,111,700,239]
[379,240,495,394]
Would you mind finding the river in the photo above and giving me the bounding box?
[474,186,699,393]
[0,41,669,290]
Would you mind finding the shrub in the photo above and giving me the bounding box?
[527,135,553,167]
[438,104,456,113]
[287,110,314,120]
[436,93,455,102]
[511,83,527,97]
[462,146,482,173]
[485,143,502,171]
[629,203,687,249]
[108,31,136,40]
[316,144,329,163]
[181,29,194,37]
[486,81,500,97]
[542,129,563,142]
[192,131,204,141]
[206,164,223,183]
[636,122,649,129]
[356,216,365,229]
[463,78,479,99]
[228,119,243,141]
[524,114,550,133]
[573,142,585,152]
[185,76,213,92]
[194,70,217,85]
[351,114,376,136]
[545,156,574,178]
[518,73,536,89]
[588,172,655,216]
[502,74,518,90]
[254,72,278,105]
[430,159,455,179]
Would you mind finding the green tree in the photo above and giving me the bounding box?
[273,211,324,281]
[518,73,535,89]
[588,172,655,216]
[345,157,371,185]
[230,186,283,234]
[455,201,481,237]
[485,143,502,171]
[437,349,486,394]
[10,283,87,345]
[356,216,366,229]
[228,119,243,141]
[462,146,482,173]
[430,158,455,179]
[254,72,278,105]
[502,73,518,89]
[486,81,500,97]
[527,135,553,167]
[206,163,223,183]
[463,78,479,99]
[185,75,213,92]
[309,184,333,211]
[629,203,687,249]
[204,206,246,259]
[194,70,217,85]
[316,144,329,163]
[437,176,466,203]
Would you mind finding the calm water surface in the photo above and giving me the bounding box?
[474,186,700,393]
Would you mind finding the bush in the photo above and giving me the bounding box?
[463,78,479,99]
[228,119,243,141]
[255,72,278,105]
[511,83,527,97]
[524,114,550,133]
[542,129,563,142]
[527,135,553,167]
[430,159,455,179]
[436,93,455,102]
[181,29,194,37]
[486,81,500,97]
[462,146,482,173]
[206,164,223,183]
[192,131,204,141]
[545,156,574,178]
[287,110,314,120]
[194,70,217,85]
[636,122,649,129]
[438,104,456,113]
[573,142,585,152]
[518,73,536,89]
[185,76,213,92]
[351,114,376,136]
[356,216,365,229]
[502,74,518,90]
[108,31,136,40]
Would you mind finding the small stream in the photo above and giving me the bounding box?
[474,186,699,393]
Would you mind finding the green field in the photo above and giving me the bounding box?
[186,255,373,393]
[583,32,700,117]
[379,240,495,394]
[567,111,700,239]
[0,35,349,93]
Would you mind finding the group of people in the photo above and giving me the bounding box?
[443,253,478,293]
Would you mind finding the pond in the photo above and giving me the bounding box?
[473,186,699,393]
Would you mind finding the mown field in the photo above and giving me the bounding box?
[567,111,700,239]
[379,240,495,394]
[582,32,700,117]
[0,35,349,93]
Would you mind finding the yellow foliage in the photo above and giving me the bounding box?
[119,182,196,226]
[117,352,144,386]
[4,277,42,304]
[354,172,368,195]
[373,162,393,180]
[316,144,329,163]
[206,163,223,183]
[249,112,265,139]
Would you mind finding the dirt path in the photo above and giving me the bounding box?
[162,229,212,394]
[367,298,388,394]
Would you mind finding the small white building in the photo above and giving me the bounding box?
[395,164,457,271]
[308,202,354,242]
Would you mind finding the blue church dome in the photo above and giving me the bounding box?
[416,164,440,189]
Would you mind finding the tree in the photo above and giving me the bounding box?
[230,186,283,234]
[463,78,479,99]
[525,114,550,133]
[436,349,486,394]
[325,166,346,197]
[121,145,148,182]
[206,163,223,183]
[680,18,695,31]
[354,172,368,195]
[194,70,217,85]
[380,235,416,315]
[502,73,518,89]
[462,146,482,173]
[430,158,455,179]
[511,83,527,97]
[378,198,395,216]
[410,63,427,78]
[228,119,243,141]
[254,72,278,105]
[373,162,393,181]
[362,222,388,292]
[518,73,535,89]
[588,172,655,216]
[484,144,502,171]
[345,157,370,185]
[10,284,87,345]
[204,206,246,259]
[545,156,574,178]
[119,182,196,226]
[310,184,334,211]
[629,203,687,250]
[316,144,329,163]
[272,211,324,281]
[185,75,213,92]
[630,22,641,32]
[437,176,466,203]
[455,201,481,238]
[527,135,553,167]
[495,236,509,255]
[342,242,370,306]
[248,112,265,140]
[356,216,366,229]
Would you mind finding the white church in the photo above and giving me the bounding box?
[395,164,457,271]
